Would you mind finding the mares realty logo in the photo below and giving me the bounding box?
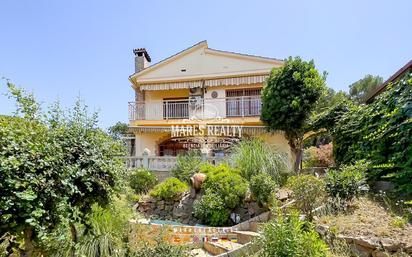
[171,124,243,138]
[169,100,244,151]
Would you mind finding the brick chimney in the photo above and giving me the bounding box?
[133,48,151,102]
[133,48,151,73]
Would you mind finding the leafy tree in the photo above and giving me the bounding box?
[314,87,349,114]
[48,99,126,255]
[108,121,129,140]
[261,57,327,171]
[1,82,125,256]
[348,74,383,104]
[0,115,65,256]
[310,100,352,132]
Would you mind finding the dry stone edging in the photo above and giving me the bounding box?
[316,224,412,256]
[136,188,266,226]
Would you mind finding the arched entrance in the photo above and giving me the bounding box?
[158,138,190,156]
[158,137,240,157]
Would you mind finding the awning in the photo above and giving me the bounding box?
[204,75,268,87]
[139,81,202,91]
[128,125,270,135]
[137,75,268,91]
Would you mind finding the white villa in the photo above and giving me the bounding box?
[126,41,292,171]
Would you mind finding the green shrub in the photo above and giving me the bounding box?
[129,168,158,194]
[250,173,277,207]
[171,151,202,182]
[286,175,326,220]
[325,161,369,202]
[77,199,133,257]
[193,189,231,226]
[149,178,189,200]
[258,209,329,257]
[43,197,134,257]
[201,163,248,209]
[230,139,290,184]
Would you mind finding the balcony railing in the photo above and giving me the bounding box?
[125,156,225,171]
[128,96,262,121]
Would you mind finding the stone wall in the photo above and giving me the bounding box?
[316,225,412,257]
[136,189,266,226]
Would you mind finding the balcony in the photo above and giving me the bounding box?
[128,96,262,121]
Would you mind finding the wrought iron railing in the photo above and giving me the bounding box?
[128,96,262,121]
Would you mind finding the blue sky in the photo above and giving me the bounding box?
[1,0,411,128]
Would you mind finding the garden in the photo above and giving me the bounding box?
[1,56,411,257]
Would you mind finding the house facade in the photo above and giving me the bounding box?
[126,41,292,171]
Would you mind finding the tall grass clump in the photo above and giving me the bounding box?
[230,139,290,184]
[76,200,133,257]
[171,150,202,182]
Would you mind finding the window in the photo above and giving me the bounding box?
[226,88,262,117]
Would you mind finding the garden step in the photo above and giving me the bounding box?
[249,221,264,232]
[203,240,243,255]
[233,230,260,244]
[190,247,214,257]
[213,240,243,251]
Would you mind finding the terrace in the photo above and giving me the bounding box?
[128,96,262,121]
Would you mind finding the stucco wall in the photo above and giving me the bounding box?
[134,132,169,156]
[145,89,189,101]
[257,132,292,168]
[134,130,292,168]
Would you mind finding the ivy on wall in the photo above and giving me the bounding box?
[331,73,412,196]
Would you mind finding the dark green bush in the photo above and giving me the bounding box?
[258,209,329,257]
[129,168,158,194]
[201,163,248,209]
[149,178,189,200]
[325,161,369,202]
[250,173,277,207]
[286,175,326,220]
[193,189,231,226]
[171,151,202,182]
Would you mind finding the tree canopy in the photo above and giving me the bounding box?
[108,121,129,140]
[0,82,125,256]
[261,57,326,170]
[348,74,383,104]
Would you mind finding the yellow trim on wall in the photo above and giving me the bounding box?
[130,117,263,127]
